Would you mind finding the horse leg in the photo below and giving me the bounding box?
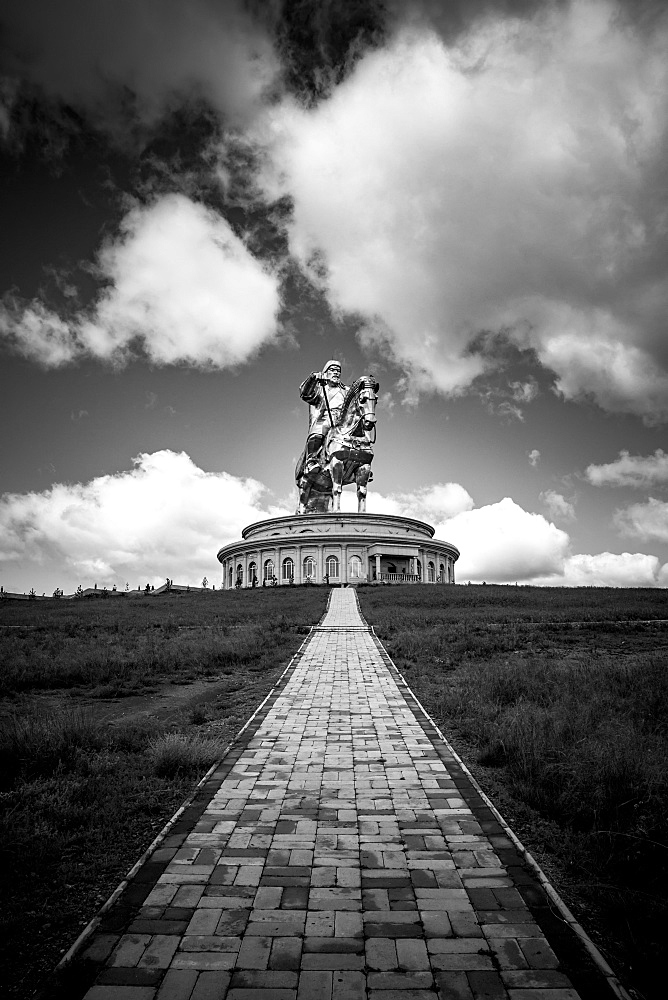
[329,457,343,511]
[297,476,311,514]
[356,463,372,512]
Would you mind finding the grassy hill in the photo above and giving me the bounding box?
[1,583,665,998]
[357,584,668,1000]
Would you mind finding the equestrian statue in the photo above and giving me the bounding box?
[295,360,379,513]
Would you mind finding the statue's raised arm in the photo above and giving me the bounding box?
[295,361,378,514]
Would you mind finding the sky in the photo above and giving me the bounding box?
[1,0,668,593]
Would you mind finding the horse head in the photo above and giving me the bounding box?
[339,375,379,440]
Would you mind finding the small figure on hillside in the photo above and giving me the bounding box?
[271,575,277,587]
[202,576,208,589]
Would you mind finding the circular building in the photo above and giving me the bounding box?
[217,512,459,588]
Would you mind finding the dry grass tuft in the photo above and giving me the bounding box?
[146,731,227,777]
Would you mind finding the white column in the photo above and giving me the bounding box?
[375,553,381,580]
[318,546,324,583]
[343,545,349,585]
[295,546,302,584]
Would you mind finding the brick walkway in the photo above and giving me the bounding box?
[74,589,589,1000]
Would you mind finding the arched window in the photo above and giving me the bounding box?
[326,555,339,579]
[282,557,294,582]
[303,556,316,580]
[428,561,435,582]
[249,561,257,586]
[439,562,445,582]
[349,555,363,579]
[228,566,233,589]
[416,559,422,579]
[236,563,243,585]
[263,559,274,582]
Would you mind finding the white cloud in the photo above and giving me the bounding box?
[586,449,668,488]
[2,464,665,591]
[1,195,282,368]
[259,0,668,420]
[540,490,576,522]
[437,497,571,583]
[0,450,289,590]
[535,552,665,588]
[528,449,541,467]
[614,498,668,542]
[366,482,475,521]
[1,0,278,134]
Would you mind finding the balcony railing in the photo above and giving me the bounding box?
[378,573,420,582]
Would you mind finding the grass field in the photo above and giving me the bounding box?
[1,583,666,999]
[0,588,328,999]
[357,584,668,1000]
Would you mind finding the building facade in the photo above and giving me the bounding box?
[217,512,459,588]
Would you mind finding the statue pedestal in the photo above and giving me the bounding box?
[217,512,459,589]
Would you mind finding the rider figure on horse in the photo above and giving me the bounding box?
[299,360,349,474]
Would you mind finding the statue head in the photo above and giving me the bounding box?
[323,360,341,383]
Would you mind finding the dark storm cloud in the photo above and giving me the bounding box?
[3,0,668,428]
[254,0,668,422]
[0,0,279,141]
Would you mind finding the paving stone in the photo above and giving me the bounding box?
[332,970,365,999]
[84,989,156,1000]
[177,935,240,952]
[367,991,435,1000]
[501,971,573,988]
[519,938,560,969]
[231,971,298,988]
[395,938,429,970]
[301,953,365,970]
[190,971,232,999]
[67,591,585,1000]
[137,935,179,969]
[367,971,434,988]
[366,938,398,970]
[297,971,333,1000]
[227,991,296,1000]
[97,969,163,987]
[505,992,579,1000]
[303,937,363,954]
[155,968,198,999]
[109,934,151,967]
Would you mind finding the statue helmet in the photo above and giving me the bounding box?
[323,359,341,375]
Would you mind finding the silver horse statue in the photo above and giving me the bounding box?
[295,375,379,513]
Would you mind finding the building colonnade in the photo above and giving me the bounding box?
[220,543,456,589]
